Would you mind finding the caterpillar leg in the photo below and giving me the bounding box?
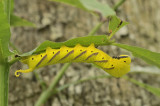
[15,68,34,77]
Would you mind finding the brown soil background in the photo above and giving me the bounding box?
[9,0,160,106]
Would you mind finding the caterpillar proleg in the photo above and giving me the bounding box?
[15,44,131,78]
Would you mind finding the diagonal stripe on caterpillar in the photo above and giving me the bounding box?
[15,43,131,78]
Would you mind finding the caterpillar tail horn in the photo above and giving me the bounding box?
[15,68,34,77]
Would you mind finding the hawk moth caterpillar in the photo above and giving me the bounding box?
[15,43,131,78]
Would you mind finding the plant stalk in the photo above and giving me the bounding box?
[88,21,104,36]
[53,75,111,94]
[113,0,126,11]
[34,71,47,91]
[35,63,71,106]
[4,0,11,22]
[0,62,10,106]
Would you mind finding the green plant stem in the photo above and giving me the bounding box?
[0,62,10,106]
[123,76,160,97]
[9,56,21,65]
[8,41,22,66]
[108,31,115,40]
[35,63,71,106]
[88,21,104,36]
[113,0,126,11]
[3,0,11,22]
[34,71,47,91]
[53,75,111,94]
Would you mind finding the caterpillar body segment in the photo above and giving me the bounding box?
[46,47,61,64]
[15,44,131,78]
[27,53,48,68]
[72,44,87,62]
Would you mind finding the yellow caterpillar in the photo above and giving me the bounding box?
[15,44,131,78]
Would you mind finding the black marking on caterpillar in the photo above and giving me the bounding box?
[85,52,99,60]
[48,51,60,63]
[36,54,47,67]
[104,67,114,70]
[112,56,128,59]
[94,60,108,62]
[74,50,87,60]
[59,50,74,61]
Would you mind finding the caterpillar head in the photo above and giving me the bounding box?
[104,55,131,78]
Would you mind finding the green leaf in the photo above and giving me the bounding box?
[108,16,129,39]
[113,43,160,68]
[10,0,35,27]
[20,35,111,56]
[10,14,35,27]
[80,0,115,17]
[51,0,115,17]
[125,77,160,97]
[0,2,12,58]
